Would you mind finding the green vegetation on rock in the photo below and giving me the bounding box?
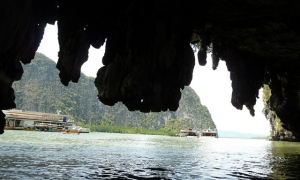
[262,85,294,140]
[12,52,216,135]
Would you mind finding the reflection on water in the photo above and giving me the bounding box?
[266,142,300,179]
[1,131,300,179]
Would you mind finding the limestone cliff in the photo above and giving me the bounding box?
[13,53,216,130]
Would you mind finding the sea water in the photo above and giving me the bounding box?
[1,131,300,179]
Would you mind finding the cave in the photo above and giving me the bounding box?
[1,0,300,139]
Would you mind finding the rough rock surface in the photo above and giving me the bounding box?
[1,0,300,138]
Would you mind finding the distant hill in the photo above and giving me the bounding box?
[12,52,216,132]
[218,130,268,139]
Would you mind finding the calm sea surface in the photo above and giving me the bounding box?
[1,131,300,179]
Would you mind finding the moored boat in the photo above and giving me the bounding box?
[199,128,218,138]
[179,127,218,138]
[79,128,90,133]
[34,123,61,132]
[179,128,198,137]
[63,130,80,135]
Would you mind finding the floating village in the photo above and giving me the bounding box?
[4,109,218,137]
[3,109,90,134]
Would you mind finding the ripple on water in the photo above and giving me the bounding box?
[2,131,300,179]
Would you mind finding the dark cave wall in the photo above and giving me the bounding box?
[203,0,300,138]
[0,0,57,133]
[1,0,300,137]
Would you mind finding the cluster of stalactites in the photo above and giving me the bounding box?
[0,0,208,134]
[2,0,300,136]
[194,31,264,117]
[52,0,300,138]
[54,1,204,113]
[94,1,197,112]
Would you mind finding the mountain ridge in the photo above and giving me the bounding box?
[12,52,216,133]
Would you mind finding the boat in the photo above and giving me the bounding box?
[62,125,88,134]
[199,127,218,138]
[63,130,80,135]
[179,128,198,137]
[79,128,90,133]
[34,123,62,132]
[179,127,218,138]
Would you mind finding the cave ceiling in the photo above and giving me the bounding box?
[1,0,300,137]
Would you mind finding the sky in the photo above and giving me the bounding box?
[37,23,270,135]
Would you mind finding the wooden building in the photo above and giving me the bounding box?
[3,109,73,130]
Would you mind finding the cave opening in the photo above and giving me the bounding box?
[36,23,270,136]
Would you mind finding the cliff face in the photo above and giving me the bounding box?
[97,90,215,130]
[13,53,216,130]
[1,0,300,138]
